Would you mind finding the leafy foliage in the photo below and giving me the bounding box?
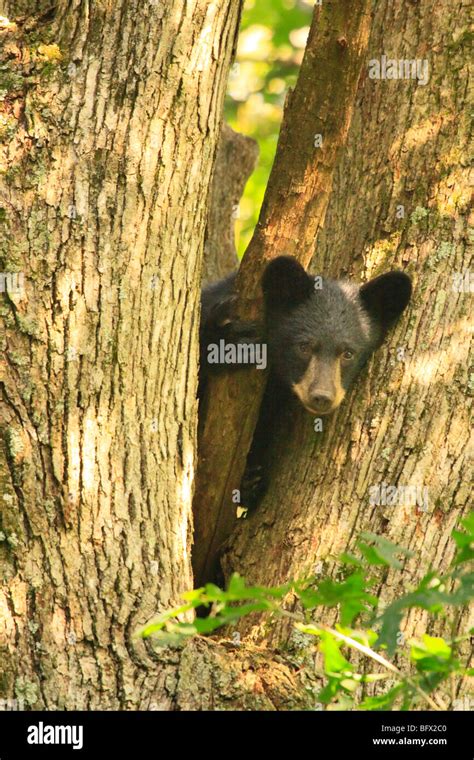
[225,0,314,256]
[138,513,474,711]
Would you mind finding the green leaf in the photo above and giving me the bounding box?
[359,684,404,711]
[339,552,364,567]
[219,573,291,602]
[299,572,377,626]
[318,631,353,675]
[336,626,379,648]
[452,511,474,565]
[358,532,414,568]
[377,570,474,655]
[318,679,342,705]
[137,602,196,638]
[181,587,206,602]
[410,635,455,673]
[361,673,391,684]
[376,608,404,656]
[412,634,451,658]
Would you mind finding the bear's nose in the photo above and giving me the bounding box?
[308,392,334,413]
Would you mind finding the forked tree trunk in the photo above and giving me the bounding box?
[0,0,470,713]
[0,0,243,709]
[222,0,472,699]
[193,0,373,585]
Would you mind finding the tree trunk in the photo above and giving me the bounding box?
[193,0,373,586]
[0,0,242,709]
[203,123,258,284]
[0,0,470,713]
[222,0,472,693]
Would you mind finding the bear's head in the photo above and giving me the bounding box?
[262,257,412,415]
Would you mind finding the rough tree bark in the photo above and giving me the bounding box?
[221,0,472,701]
[0,0,470,713]
[203,122,258,283]
[0,0,246,710]
[193,0,373,585]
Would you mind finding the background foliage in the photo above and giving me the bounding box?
[139,513,474,711]
[225,0,314,256]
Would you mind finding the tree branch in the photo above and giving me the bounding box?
[193,0,372,585]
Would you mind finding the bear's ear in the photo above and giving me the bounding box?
[261,256,314,311]
[359,271,412,333]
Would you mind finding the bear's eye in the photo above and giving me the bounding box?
[298,342,312,355]
[342,349,355,362]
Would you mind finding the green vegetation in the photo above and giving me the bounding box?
[139,512,474,711]
[225,0,314,256]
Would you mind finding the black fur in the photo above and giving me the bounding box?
[199,273,261,386]
[200,256,412,510]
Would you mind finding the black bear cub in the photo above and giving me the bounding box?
[200,256,412,508]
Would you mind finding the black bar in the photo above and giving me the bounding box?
[0,709,471,758]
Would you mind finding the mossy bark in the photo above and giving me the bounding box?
[193,0,373,586]
[0,0,243,709]
[221,0,472,704]
[0,0,471,712]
